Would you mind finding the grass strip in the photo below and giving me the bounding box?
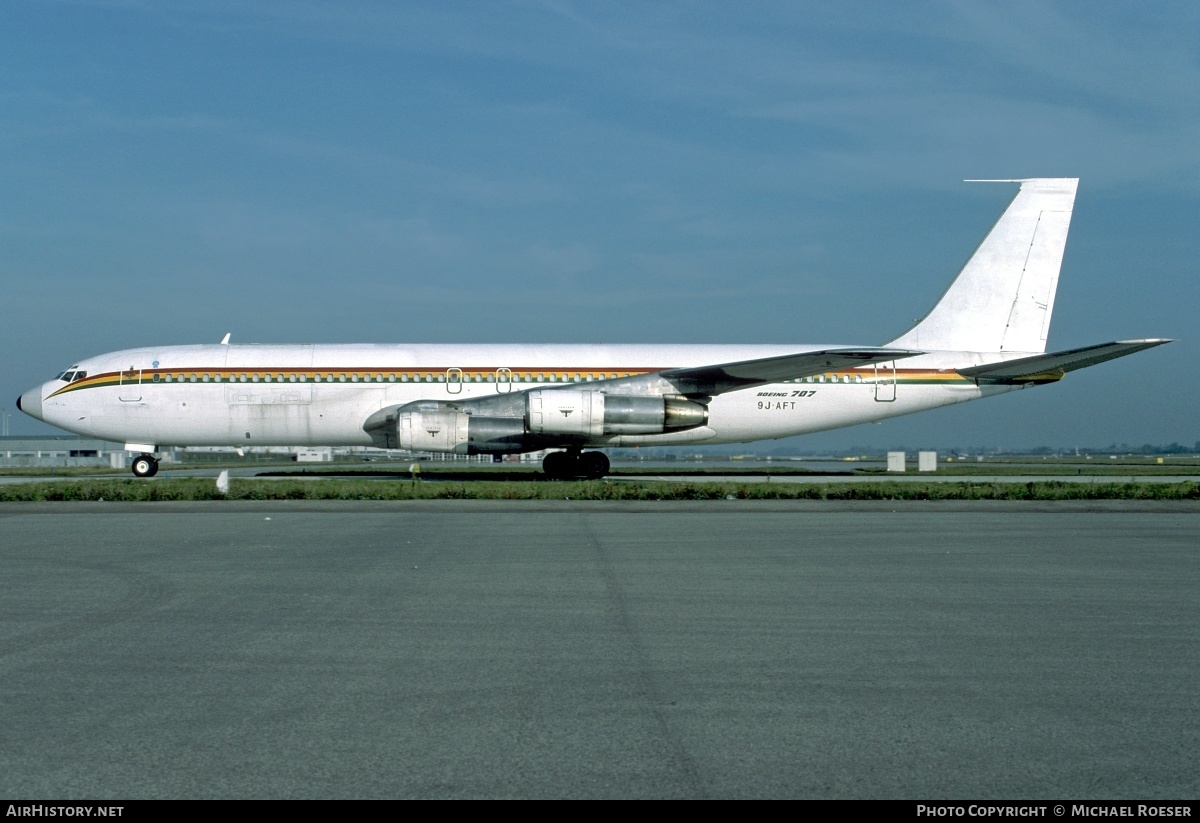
[1,479,1198,502]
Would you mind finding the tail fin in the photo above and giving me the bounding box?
[887,178,1078,353]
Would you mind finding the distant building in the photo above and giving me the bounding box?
[0,436,159,468]
[0,435,500,468]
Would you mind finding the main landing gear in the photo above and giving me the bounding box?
[131,453,159,478]
[542,450,610,480]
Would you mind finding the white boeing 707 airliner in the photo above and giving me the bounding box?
[18,178,1170,478]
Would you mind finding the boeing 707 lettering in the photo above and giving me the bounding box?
[17,178,1171,478]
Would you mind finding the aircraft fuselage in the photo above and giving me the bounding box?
[23,343,995,450]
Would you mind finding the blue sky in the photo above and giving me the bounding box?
[2,1,1197,449]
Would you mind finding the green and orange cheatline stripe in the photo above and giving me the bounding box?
[47,366,977,398]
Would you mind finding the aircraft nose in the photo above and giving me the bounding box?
[17,388,43,421]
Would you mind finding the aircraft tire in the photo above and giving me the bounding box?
[131,454,159,478]
[580,451,610,479]
[542,451,572,478]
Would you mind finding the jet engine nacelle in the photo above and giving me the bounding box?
[364,391,708,454]
[364,401,527,454]
[526,390,707,436]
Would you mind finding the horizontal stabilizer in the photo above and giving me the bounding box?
[957,339,1173,384]
[664,347,922,393]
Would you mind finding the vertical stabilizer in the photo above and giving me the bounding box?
[887,178,1078,353]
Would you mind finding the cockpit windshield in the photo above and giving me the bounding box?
[56,366,84,382]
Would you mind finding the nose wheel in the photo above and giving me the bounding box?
[542,450,610,479]
[131,453,159,478]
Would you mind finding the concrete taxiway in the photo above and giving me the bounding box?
[1,501,1197,798]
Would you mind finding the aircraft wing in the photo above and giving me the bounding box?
[660,347,923,395]
[957,339,1173,384]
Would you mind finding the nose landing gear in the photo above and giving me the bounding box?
[541,450,610,480]
[131,453,159,478]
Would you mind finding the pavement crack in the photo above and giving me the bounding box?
[579,512,706,798]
